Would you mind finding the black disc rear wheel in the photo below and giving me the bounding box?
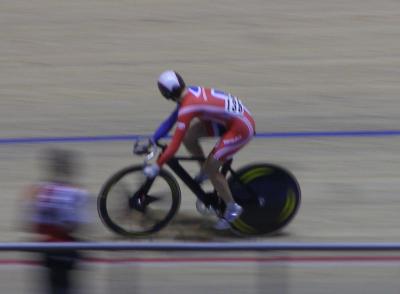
[228,163,301,235]
[98,165,181,237]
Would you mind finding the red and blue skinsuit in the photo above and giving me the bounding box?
[152,86,256,167]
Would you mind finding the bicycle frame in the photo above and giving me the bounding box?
[166,156,232,209]
[133,140,255,212]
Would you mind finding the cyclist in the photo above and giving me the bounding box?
[143,70,256,230]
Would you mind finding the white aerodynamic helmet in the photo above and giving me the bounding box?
[157,70,186,101]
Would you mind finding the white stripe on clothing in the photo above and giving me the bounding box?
[188,86,201,97]
[201,87,208,101]
[178,105,227,117]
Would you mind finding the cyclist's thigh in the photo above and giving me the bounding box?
[184,120,207,141]
[211,119,254,161]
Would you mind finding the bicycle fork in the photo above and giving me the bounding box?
[129,177,155,212]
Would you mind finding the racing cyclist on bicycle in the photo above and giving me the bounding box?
[143,70,256,230]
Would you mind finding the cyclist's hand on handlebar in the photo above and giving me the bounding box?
[143,163,160,178]
[133,138,155,155]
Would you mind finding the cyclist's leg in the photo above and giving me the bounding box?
[203,154,242,229]
[183,120,209,165]
[203,155,232,204]
[203,117,255,226]
[183,120,225,171]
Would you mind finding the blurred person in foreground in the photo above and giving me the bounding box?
[23,148,89,294]
[143,70,256,230]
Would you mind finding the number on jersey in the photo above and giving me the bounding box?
[211,89,244,115]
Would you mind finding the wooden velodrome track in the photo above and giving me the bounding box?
[1,0,400,292]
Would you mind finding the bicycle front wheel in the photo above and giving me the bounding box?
[98,165,181,237]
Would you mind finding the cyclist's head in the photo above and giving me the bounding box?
[157,70,186,101]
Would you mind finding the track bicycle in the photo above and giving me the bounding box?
[97,140,301,237]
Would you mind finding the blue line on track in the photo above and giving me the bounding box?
[255,130,400,138]
[0,130,400,145]
[0,135,144,145]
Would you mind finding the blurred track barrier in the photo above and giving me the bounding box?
[2,241,400,251]
[1,242,400,293]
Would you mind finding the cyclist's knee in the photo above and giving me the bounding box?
[184,121,209,146]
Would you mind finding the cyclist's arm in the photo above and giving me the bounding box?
[151,105,179,143]
[156,114,193,166]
